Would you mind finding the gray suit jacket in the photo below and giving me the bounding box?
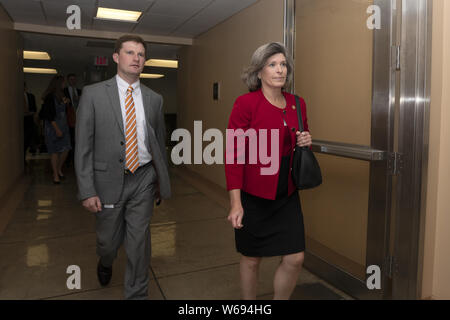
[75,76,171,204]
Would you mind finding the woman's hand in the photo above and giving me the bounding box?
[62,96,70,104]
[55,128,63,138]
[296,131,312,147]
[51,121,63,137]
[227,204,244,229]
[228,189,244,229]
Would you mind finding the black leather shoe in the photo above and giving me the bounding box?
[97,260,112,286]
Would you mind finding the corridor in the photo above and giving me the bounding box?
[0,158,351,300]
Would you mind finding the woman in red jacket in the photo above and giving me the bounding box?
[225,42,312,300]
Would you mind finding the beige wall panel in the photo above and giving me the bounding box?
[423,0,450,300]
[302,155,369,270]
[295,0,373,272]
[295,0,373,145]
[0,5,24,199]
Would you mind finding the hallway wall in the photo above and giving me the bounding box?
[141,68,178,114]
[0,5,24,199]
[177,0,284,188]
[422,0,450,300]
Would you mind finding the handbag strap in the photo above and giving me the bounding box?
[294,95,304,132]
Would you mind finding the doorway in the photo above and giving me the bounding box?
[289,0,431,299]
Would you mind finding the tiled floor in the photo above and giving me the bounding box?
[0,159,353,300]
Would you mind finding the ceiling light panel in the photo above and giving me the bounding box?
[145,59,178,68]
[24,67,57,74]
[140,73,165,79]
[23,51,51,60]
[96,7,142,22]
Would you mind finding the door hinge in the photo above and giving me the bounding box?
[392,45,401,71]
[384,256,398,278]
[388,152,403,175]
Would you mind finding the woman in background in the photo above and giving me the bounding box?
[40,75,72,184]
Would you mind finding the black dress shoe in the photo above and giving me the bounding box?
[97,260,112,286]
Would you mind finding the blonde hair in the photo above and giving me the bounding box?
[241,42,293,92]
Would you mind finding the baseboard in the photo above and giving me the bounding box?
[0,174,31,235]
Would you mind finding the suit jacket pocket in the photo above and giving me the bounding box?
[94,161,108,171]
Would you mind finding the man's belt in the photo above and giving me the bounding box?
[124,161,152,175]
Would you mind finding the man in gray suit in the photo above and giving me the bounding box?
[75,35,171,299]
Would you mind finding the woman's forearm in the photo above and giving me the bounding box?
[51,121,60,132]
[229,189,242,208]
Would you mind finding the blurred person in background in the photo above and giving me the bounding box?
[39,75,72,184]
[64,73,81,166]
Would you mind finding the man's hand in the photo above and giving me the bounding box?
[155,190,161,206]
[82,196,102,213]
[153,184,162,206]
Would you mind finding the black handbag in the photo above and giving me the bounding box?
[291,95,322,189]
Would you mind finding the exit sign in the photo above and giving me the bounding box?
[95,56,108,66]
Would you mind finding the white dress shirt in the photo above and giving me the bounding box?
[116,74,152,167]
[68,86,79,108]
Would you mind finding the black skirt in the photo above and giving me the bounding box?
[235,155,306,257]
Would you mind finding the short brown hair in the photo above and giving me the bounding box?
[242,42,293,92]
[114,35,147,56]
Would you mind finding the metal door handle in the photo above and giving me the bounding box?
[312,140,388,161]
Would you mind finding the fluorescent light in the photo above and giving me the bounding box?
[96,7,142,22]
[140,73,164,79]
[145,59,178,68]
[24,67,57,74]
[23,51,51,60]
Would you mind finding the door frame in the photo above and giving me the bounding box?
[393,0,432,300]
[285,0,432,299]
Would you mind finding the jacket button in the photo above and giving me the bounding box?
[119,159,123,163]
[120,141,124,146]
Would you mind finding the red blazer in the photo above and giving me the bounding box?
[225,89,309,200]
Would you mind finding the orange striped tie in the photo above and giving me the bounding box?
[125,85,139,173]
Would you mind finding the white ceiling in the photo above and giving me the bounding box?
[1,0,259,75]
[0,0,259,37]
